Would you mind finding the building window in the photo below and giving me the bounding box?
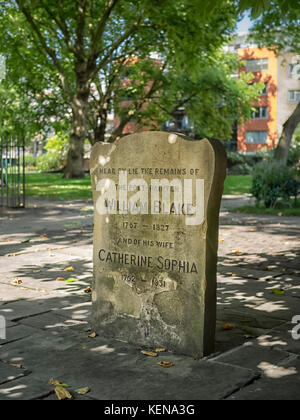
[288,90,300,104]
[260,82,268,95]
[289,64,300,79]
[246,58,269,73]
[246,131,268,144]
[251,106,268,119]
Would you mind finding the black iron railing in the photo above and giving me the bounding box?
[0,137,25,208]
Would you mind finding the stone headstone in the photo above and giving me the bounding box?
[90,132,226,358]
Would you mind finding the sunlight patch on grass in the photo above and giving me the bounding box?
[223,175,252,196]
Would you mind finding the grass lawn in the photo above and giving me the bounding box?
[25,173,300,216]
[232,204,300,217]
[26,173,253,200]
[223,175,252,195]
[25,173,93,200]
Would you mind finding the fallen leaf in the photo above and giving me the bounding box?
[12,279,23,285]
[232,249,243,255]
[49,379,71,388]
[84,286,92,293]
[65,278,76,283]
[231,273,238,277]
[75,387,90,395]
[141,350,158,357]
[155,348,166,353]
[49,378,61,386]
[33,270,41,274]
[222,324,236,331]
[10,363,23,369]
[272,289,285,296]
[88,332,97,338]
[56,277,65,282]
[158,361,173,368]
[35,249,41,253]
[55,386,73,401]
[65,266,74,272]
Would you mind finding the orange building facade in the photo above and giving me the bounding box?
[238,47,278,153]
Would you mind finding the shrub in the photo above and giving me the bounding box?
[288,142,300,169]
[36,152,63,172]
[227,151,270,175]
[251,162,298,208]
[25,154,37,168]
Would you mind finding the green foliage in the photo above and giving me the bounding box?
[294,124,300,140]
[25,154,37,168]
[249,0,300,56]
[130,52,263,142]
[0,0,251,147]
[44,134,69,155]
[0,0,281,169]
[238,0,299,18]
[227,150,270,174]
[288,142,300,169]
[36,152,63,172]
[251,162,297,208]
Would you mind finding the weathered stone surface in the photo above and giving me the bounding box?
[210,343,291,372]
[90,131,226,357]
[0,362,27,386]
[0,376,51,400]
[228,358,300,400]
[0,324,38,345]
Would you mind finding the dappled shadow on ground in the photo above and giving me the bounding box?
[216,212,300,354]
[0,200,93,239]
[0,203,300,399]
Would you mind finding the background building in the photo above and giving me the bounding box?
[234,34,300,153]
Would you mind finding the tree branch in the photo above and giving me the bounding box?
[75,0,88,61]
[16,0,73,101]
[40,0,76,54]
[90,21,139,80]
[89,0,120,59]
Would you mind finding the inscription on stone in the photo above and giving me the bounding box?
[90,131,226,357]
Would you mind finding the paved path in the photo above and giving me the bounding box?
[0,197,299,400]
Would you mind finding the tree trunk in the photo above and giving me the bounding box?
[274,102,300,165]
[64,95,88,179]
[93,109,108,144]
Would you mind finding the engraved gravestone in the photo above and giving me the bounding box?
[90,131,226,358]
